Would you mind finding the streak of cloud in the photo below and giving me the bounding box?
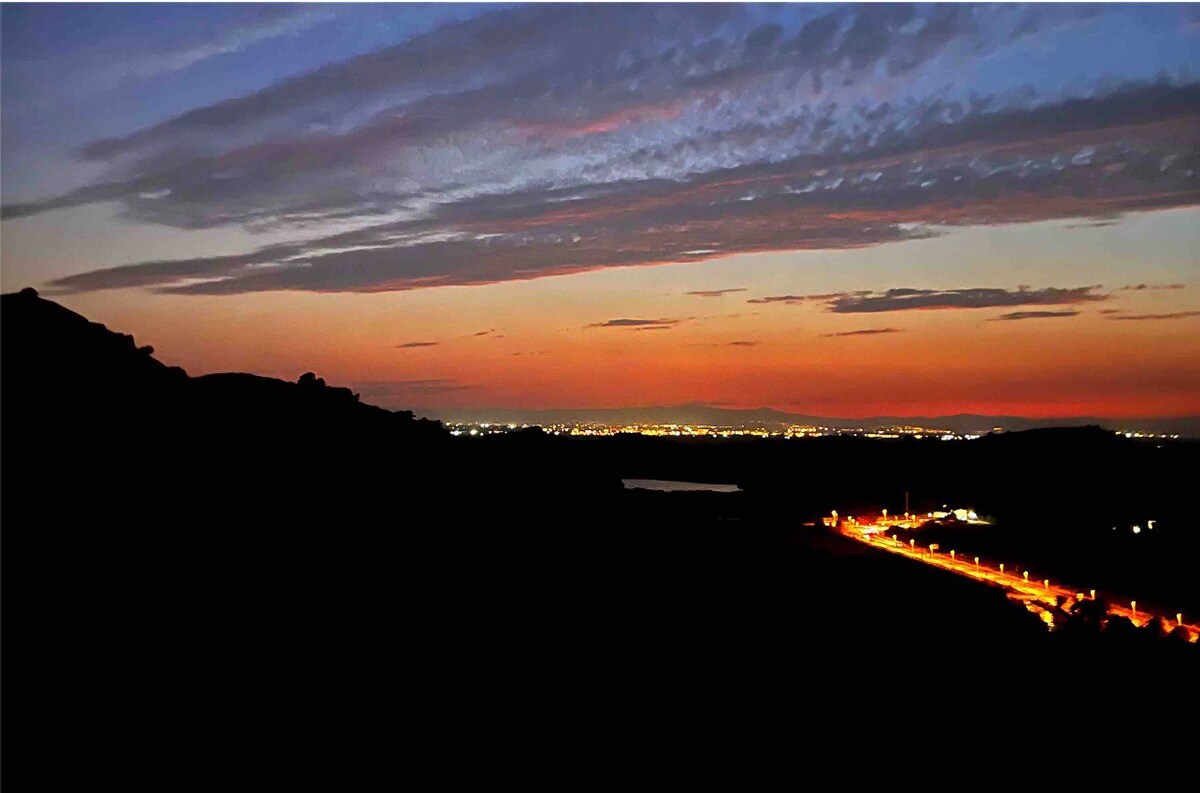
[8,4,1198,296]
[1107,310,1200,321]
[586,318,681,329]
[822,328,903,337]
[751,286,1107,314]
[687,288,747,298]
[990,310,1081,320]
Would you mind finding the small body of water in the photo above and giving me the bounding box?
[622,478,741,493]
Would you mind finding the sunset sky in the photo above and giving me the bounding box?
[3,2,1198,418]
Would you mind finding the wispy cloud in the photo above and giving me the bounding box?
[1118,283,1186,291]
[747,293,845,305]
[395,341,439,348]
[990,310,1081,321]
[829,286,1107,313]
[111,7,334,84]
[12,5,1199,295]
[823,328,903,337]
[752,286,1107,314]
[586,318,681,329]
[726,340,759,347]
[1107,310,1200,321]
[687,288,747,298]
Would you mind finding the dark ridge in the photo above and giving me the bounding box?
[2,289,1193,779]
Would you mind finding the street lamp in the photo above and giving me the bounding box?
[1023,571,1029,582]
[974,556,979,570]
[1043,579,1050,591]
[1131,600,1137,618]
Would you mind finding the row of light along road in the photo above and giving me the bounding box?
[829,512,1198,643]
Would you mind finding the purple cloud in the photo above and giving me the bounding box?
[586,318,681,329]
[990,310,1081,321]
[10,5,1197,296]
[751,286,1107,314]
[1107,310,1200,321]
[822,328,903,337]
[687,288,748,298]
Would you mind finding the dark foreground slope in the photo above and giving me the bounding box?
[2,289,1193,780]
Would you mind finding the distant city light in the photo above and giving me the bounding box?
[439,420,995,440]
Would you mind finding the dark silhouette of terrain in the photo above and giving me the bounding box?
[2,288,1194,782]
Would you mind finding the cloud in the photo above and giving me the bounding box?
[109,7,334,85]
[990,310,1081,321]
[2,6,336,109]
[747,293,845,305]
[1118,283,1186,291]
[586,318,681,329]
[13,5,1200,295]
[826,286,1107,313]
[751,286,1107,314]
[726,340,759,347]
[822,328,903,337]
[395,341,439,348]
[687,288,747,298]
[1106,311,1200,321]
[473,329,496,336]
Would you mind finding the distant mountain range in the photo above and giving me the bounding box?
[414,403,1200,437]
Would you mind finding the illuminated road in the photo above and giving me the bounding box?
[835,518,1199,643]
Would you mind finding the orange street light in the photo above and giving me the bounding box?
[1023,571,1030,582]
[973,556,979,570]
[1000,564,1005,574]
[910,539,915,549]
[1090,589,1096,599]
[1131,600,1137,617]
[950,550,956,560]
[1178,613,1184,626]
[1043,579,1049,591]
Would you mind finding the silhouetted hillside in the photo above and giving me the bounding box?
[2,289,1193,780]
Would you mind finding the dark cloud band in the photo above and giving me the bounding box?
[9,4,1198,296]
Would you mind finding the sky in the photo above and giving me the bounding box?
[2,2,1199,419]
